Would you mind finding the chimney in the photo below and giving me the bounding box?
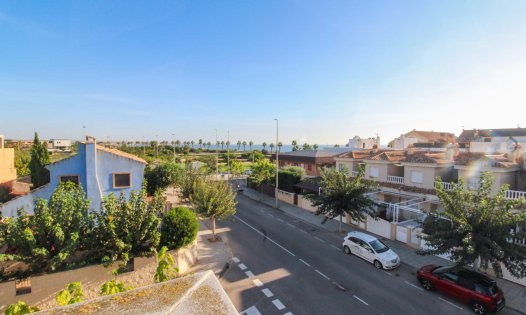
[84,135,103,210]
[446,144,454,161]
[372,144,378,153]
[407,144,415,155]
[0,134,4,149]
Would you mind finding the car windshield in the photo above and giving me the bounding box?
[369,240,389,253]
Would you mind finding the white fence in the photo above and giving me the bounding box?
[366,216,391,239]
[396,225,407,242]
[505,190,526,200]
[434,182,453,191]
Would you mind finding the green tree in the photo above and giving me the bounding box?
[14,144,30,176]
[291,140,299,151]
[242,141,247,151]
[29,132,50,188]
[252,150,264,162]
[249,159,275,190]
[313,144,319,150]
[278,166,305,192]
[420,172,526,278]
[249,141,253,151]
[96,190,162,265]
[2,182,95,272]
[269,143,275,153]
[237,141,241,151]
[230,160,244,178]
[154,246,179,283]
[302,143,311,150]
[305,166,378,233]
[4,301,39,315]
[262,142,267,151]
[191,179,237,241]
[177,165,203,200]
[160,206,199,250]
[198,139,203,149]
[144,163,184,196]
[56,282,84,306]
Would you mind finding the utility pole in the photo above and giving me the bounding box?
[274,118,279,208]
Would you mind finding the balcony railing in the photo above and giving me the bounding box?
[387,176,404,185]
[504,190,526,200]
[434,182,453,191]
[350,171,359,177]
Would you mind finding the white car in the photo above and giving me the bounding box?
[342,231,400,270]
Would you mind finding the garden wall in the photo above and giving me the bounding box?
[276,189,295,205]
[0,241,198,312]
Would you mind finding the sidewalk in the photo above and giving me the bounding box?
[242,187,526,314]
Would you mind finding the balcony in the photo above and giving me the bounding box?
[351,171,359,177]
[434,182,453,191]
[387,176,404,185]
[504,190,526,200]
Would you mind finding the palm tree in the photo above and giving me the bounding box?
[199,139,203,149]
[226,140,230,149]
[175,140,181,147]
[278,142,282,152]
[313,144,319,150]
[216,141,220,150]
[305,166,377,233]
[269,143,275,153]
[220,141,225,150]
[292,140,298,151]
[191,140,195,149]
[237,141,241,151]
[262,142,267,151]
[242,141,247,151]
[249,141,253,151]
[207,141,211,150]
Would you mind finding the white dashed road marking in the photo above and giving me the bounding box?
[315,269,330,280]
[242,305,262,315]
[272,299,286,310]
[353,295,369,306]
[245,271,255,278]
[252,279,263,287]
[232,257,240,263]
[404,281,424,291]
[262,288,274,297]
[284,313,293,315]
[299,259,311,267]
[299,229,308,234]
[238,263,247,270]
[438,297,464,310]
[382,270,393,276]
[286,223,295,228]
[277,218,284,222]
[234,215,296,257]
[330,244,340,250]
[314,236,326,243]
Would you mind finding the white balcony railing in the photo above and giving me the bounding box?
[351,171,359,177]
[434,182,453,191]
[387,176,404,185]
[504,190,526,200]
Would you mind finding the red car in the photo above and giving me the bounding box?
[416,265,505,314]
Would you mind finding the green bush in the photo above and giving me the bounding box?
[160,207,199,250]
[278,166,305,193]
[4,301,39,315]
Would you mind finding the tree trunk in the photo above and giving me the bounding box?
[211,217,216,241]
[339,215,342,233]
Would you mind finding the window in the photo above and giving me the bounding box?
[338,163,344,171]
[442,272,459,283]
[60,175,79,185]
[370,167,379,178]
[411,171,423,184]
[113,173,131,188]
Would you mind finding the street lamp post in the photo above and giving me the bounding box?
[274,118,279,208]
[171,133,176,163]
[215,129,219,180]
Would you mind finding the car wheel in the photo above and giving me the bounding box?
[420,279,434,291]
[471,301,486,315]
[373,260,383,269]
[343,246,351,255]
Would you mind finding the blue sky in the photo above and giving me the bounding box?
[1,1,526,145]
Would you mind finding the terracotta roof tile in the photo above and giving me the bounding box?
[96,145,147,164]
[402,152,450,164]
[454,152,518,168]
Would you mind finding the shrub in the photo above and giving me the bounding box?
[4,301,39,315]
[154,246,178,283]
[100,279,132,296]
[160,207,198,250]
[56,282,84,306]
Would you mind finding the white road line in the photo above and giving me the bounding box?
[330,244,340,250]
[268,214,274,218]
[232,257,240,263]
[238,263,247,270]
[404,281,424,291]
[245,271,255,278]
[242,305,262,315]
[315,269,331,280]
[261,288,274,297]
[299,259,311,267]
[332,281,346,291]
[382,270,393,276]
[283,313,293,315]
[234,215,296,257]
[272,299,286,310]
[314,236,326,243]
[353,295,369,306]
[286,223,295,228]
[299,229,308,234]
[438,297,464,310]
[277,218,284,222]
[253,279,263,287]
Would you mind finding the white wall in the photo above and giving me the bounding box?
[366,216,391,239]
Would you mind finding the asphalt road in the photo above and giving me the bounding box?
[217,195,518,315]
